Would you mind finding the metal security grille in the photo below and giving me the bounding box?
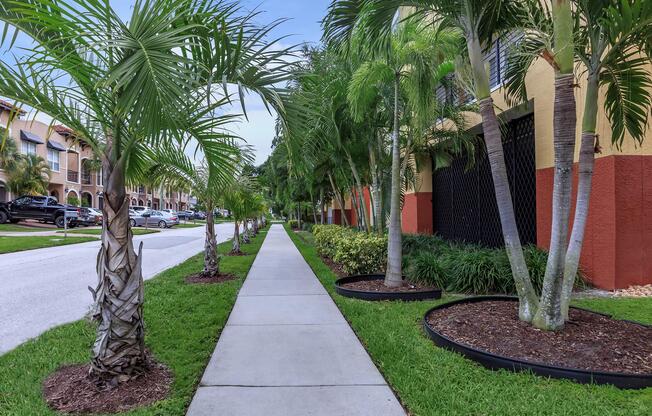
[433,113,536,247]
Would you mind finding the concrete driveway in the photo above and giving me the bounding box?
[0,222,236,354]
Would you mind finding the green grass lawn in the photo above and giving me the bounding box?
[0,236,98,254]
[0,223,54,232]
[57,228,160,235]
[285,225,652,416]
[0,226,269,415]
[174,222,204,228]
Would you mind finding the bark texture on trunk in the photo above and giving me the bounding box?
[203,208,219,276]
[533,74,576,330]
[232,221,241,253]
[385,74,403,287]
[560,75,598,319]
[478,98,539,321]
[90,165,145,383]
[243,220,251,243]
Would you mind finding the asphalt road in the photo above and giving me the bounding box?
[0,222,236,354]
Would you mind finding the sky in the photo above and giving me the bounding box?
[0,0,331,165]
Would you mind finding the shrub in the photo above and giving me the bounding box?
[334,232,387,275]
[301,223,313,232]
[405,242,585,295]
[406,251,448,289]
[288,219,299,229]
[402,234,449,255]
[313,225,354,258]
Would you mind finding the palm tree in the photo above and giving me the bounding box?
[145,141,244,278]
[0,131,18,170]
[0,0,292,383]
[505,0,652,327]
[344,21,458,287]
[324,0,541,319]
[222,173,253,254]
[6,153,51,196]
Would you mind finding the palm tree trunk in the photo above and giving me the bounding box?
[243,219,251,243]
[467,33,538,321]
[346,151,371,233]
[328,171,350,227]
[310,190,318,224]
[232,220,241,253]
[385,73,403,287]
[319,187,325,225]
[369,143,382,234]
[533,74,576,330]
[533,0,576,331]
[297,206,301,229]
[204,205,219,276]
[560,74,599,319]
[350,186,362,230]
[90,160,145,383]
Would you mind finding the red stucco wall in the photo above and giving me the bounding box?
[401,192,433,235]
[536,155,652,290]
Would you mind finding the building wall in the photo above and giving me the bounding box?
[0,108,191,210]
[403,57,652,289]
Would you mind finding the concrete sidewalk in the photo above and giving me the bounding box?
[187,224,405,416]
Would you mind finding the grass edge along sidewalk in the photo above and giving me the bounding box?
[0,235,98,254]
[284,224,652,416]
[0,226,269,415]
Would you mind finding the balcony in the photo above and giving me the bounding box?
[81,172,92,185]
[67,170,79,182]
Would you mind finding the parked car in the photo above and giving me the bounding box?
[141,209,179,228]
[131,205,148,213]
[0,195,79,228]
[78,207,103,226]
[194,211,206,220]
[177,210,193,220]
[128,209,148,227]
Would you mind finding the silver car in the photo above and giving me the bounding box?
[141,209,179,228]
[129,209,148,227]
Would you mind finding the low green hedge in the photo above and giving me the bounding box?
[313,225,386,274]
[403,234,585,295]
[288,219,299,229]
[313,227,584,295]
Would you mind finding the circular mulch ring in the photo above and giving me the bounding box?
[43,360,172,414]
[335,274,442,301]
[423,296,652,389]
[185,272,239,284]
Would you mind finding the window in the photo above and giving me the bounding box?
[47,149,60,171]
[13,196,31,205]
[21,140,37,155]
[96,168,103,186]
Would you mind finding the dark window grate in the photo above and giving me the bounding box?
[433,113,536,248]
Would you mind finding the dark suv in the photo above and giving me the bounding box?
[0,195,80,228]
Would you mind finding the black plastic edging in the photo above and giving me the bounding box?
[335,274,442,301]
[422,296,652,389]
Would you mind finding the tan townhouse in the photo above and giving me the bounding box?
[0,100,190,211]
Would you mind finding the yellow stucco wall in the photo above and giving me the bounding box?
[409,57,652,192]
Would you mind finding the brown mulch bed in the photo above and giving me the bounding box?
[426,300,652,375]
[185,272,239,284]
[340,278,438,293]
[43,360,172,414]
[321,255,346,277]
